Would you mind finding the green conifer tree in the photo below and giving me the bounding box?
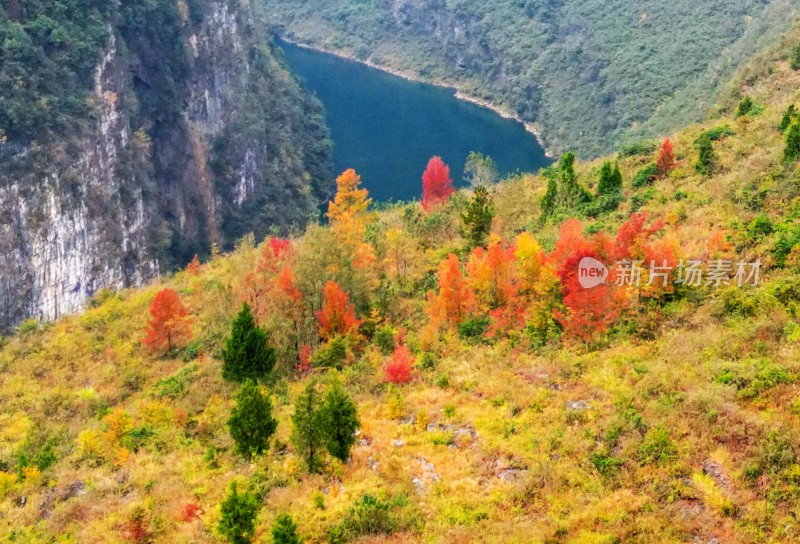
[784,120,800,162]
[540,169,558,219]
[228,380,278,459]
[218,482,259,544]
[291,381,325,473]
[779,104,796,132]
[222,303,276,383]
[694,136,716,176]
[271,514,302,544]
[319,376,360,463]
[461,186,494,248]
[596,161,622,196]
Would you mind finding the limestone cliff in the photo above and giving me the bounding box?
[0,0,332,332]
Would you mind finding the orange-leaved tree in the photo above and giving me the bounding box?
[328,168,372,230]
[656,138,676,178]
[316,280,362,340]
[549,219,623,343]
[426,253,474,329]
[421,156,455,210]
[185,254,200,276]
[143,288,192,354]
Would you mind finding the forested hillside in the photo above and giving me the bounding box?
[3,23,800,543]
[0,0,332,333]
[261,0,799,157]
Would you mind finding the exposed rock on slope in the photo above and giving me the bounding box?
[0,0,332,332]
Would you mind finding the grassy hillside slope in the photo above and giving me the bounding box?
[260,0,799,158]
[3,24,800,544]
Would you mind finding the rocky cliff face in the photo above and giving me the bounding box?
[0,0,332,332]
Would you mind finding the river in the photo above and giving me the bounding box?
[277,39,551,203]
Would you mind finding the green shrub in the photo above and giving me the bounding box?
[791,42,800,70]
[772,222,800,267]
[457,316,491,342]
[418,352,437,371]
[735,95,754,117]
[311,336,348,369]
[327,494,398,543]
[590,451,624,477]
[373,326,396,356]
[632,162,659,189]
[271,514,302,544]
[715,358,795,399]
[748,214,774,239]
[697,125,735,142]
[638,426,677,465]
[153,364,198,399]
[617,140,657,158]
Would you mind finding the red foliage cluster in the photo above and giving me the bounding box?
[185,254,201,275]
[142,288,192,354]
[656,138,676,177]
[316,281,362,339]
[121,515,150,543]
[421,156,455,210]
[181,501,203,522]
[384,344,415,384]
[297,344,313,374]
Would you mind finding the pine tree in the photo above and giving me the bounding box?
[228,380,278,459]
[222,304,276,383]
[291,381,325,473]
[540,169,558,219]
[461,186,494,248]
[596,161,622,196]
[271,514,302,544]
[218,482,259,544]
[694,136,716,176]
[319,376,360,462]
[785,120,800,162]
[779,105,796,132]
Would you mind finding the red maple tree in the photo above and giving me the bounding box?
[142,288,192,354]
[421,156,455,210]
[656,138,676,178]
[549,219,623,343]
[316,280,362,339]
[384,344,415,384]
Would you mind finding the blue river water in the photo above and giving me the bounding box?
[277,39,551,203]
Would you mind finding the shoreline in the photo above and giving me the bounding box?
[277,36,554,158]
